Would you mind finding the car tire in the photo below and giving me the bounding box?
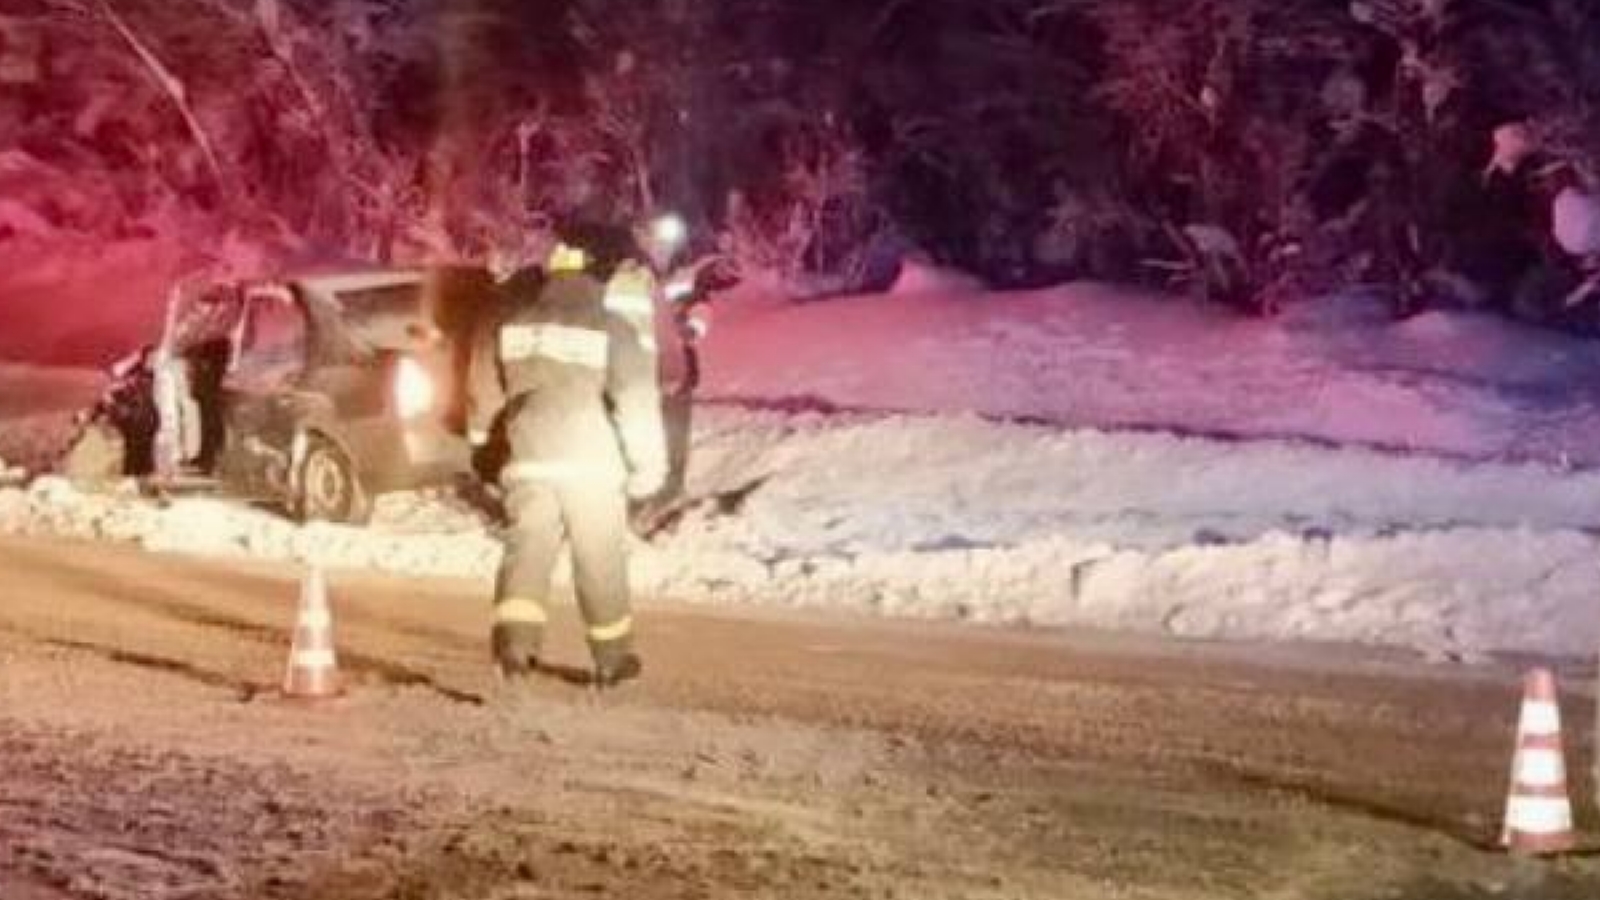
[292,434,372,526]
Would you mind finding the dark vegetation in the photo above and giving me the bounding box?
[2,0,1600,320]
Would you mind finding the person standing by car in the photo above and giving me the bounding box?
[600,212,718,532]
[466,228,668,688]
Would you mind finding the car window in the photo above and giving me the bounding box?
[171,285,245,354]
[232,293,307,387]
[335,284,424,344]
[336,284,421,319]
[321,281,454,362]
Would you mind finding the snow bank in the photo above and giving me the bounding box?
[0,478,497,577]
[706,285,1600,467]
[656,408,1600,661]
[889,259,985,296]
[3,407,1598,661]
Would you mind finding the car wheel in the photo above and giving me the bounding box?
[293,435,372,525]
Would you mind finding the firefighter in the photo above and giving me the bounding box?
[598,213,705,530]
[466,228,668,688]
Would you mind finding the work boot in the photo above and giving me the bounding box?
[492,623,543,680]
[593,651,643,689]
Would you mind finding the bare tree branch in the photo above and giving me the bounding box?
[90,0,228,196]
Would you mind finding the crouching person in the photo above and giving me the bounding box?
[467,230,668,688]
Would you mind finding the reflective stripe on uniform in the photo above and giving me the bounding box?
[587,614,634,643]
[496,597,549,625]
[502,460,615,484]
[498,323,609,368]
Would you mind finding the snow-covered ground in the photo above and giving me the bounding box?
[711,267,1600,466]
[4,261,1600,662]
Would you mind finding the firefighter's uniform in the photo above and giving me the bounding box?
[468,244,667,684]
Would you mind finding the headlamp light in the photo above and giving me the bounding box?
[651,214,687,250]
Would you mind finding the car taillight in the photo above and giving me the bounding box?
[394,356,435,419]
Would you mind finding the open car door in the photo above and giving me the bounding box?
[209,283,313,499]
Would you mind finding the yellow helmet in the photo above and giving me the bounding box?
[546,242,590,273]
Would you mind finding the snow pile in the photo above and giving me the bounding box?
[3,406,1599,661]
[889,259,986,296]
[0,479,500,579]
[143,492,501,577]
[655,408,1600,660]
[705,286,1600,466]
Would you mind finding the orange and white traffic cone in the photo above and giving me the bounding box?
[283,566,341,700]
[1501,668,1574,856]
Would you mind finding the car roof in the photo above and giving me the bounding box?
[253,265,498,358]
[286,269,426,296]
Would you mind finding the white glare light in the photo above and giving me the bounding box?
[395,356,436,419]
[651,214,687,249]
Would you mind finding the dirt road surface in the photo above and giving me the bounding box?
[1,534,1597,900]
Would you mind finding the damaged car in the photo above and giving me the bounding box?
[64,266,501,524]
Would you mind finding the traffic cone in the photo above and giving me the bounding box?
[282,566,341,699]
[1500,668,1574,855]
